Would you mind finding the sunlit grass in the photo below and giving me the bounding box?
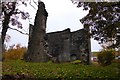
[2,60,119,79]
[0,61,2,76]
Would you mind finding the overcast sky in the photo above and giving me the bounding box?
[6,0,102,51]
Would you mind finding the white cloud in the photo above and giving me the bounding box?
[43,0,87,17]
[42,0,89,32]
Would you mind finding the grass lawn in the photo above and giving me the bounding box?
[2,60,120,80]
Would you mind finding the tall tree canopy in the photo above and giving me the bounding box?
[0,0,31,51]
[1,1,29,43]
[71,0,120,48]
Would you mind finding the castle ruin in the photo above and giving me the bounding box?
[46,28,91,63]
[26,2,91,64]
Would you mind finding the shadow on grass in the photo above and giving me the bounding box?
[2,74,120,80]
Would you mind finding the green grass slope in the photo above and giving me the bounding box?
[2,60,120,80]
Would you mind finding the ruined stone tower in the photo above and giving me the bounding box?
[24,2,48,62]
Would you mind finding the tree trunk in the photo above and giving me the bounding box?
[24,2,48,62]
[1,14,10,52]
[1,2,16,52]
[84,24,91,65]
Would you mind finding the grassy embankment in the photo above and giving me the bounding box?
[2,60,120,79]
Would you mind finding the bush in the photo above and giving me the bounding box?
[3,45,27,60]
[97,49,115,66]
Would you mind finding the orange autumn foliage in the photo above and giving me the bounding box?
[3,44,27,60]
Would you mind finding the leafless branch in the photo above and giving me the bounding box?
[9,27,29,35]
[33,0,37,5]
[29,0,37,9]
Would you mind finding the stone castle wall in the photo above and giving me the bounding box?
[29,24,91,63]
[47,28,90,62]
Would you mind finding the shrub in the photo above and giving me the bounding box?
[3,45,27,60]
[97,49,115,66]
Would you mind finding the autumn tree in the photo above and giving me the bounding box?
[71,0,120,49]
[0,0,30,52]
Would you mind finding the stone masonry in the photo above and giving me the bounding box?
[29,25,91,63]
[27,2,91,63]
[46,28,91,63]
